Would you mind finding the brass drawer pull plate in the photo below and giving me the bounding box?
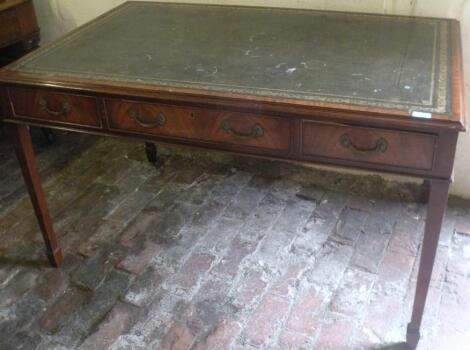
[39,99,71,117]
[128,109,166,128]
[340,134,388,154]
[222,120,264,139]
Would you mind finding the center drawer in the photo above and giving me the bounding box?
[105,99,292,152]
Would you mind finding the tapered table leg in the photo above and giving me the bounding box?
[407,179,450,349]
[6,123,62,267]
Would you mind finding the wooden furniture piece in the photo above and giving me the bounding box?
[0,0,55,143]
[0,3,466,348]
[0,0,39,52]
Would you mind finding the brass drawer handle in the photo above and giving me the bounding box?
[39,99,71,117]
[127,109,166,128]
[340,134,388,154]
[222,120,264,139]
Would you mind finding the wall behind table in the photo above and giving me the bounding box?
[32,0,470,198]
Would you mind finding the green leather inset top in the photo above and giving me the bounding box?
[9,2,452,113]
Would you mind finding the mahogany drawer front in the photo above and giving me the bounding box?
[106,99,292,152]
[106,99,200,139]
[9,88,101,127]
[301,121,437,170]
[204,111,291,152]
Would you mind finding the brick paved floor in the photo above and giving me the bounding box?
[0,131,469,350]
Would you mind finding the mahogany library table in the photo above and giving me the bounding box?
[0,2,466,348]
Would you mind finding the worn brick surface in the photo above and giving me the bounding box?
[117,240,160,275]
[0,269,39,308]
[269,257,307,297]
[1,132,469,350]
[286,286,324,335]
[35,269,68,302]
[77,219,126,257]
[314,313,356,349]
[223,185,266,220]
[55,270,131,347]
[198,216,245,253]
[80,302,139,350]
[277,330,314,349]
[159,277,235,349]
[123,266,166,307]
[211,236,257,277]
[193,318,240,350]
[39,286,91,334]
[72,246,125,290]
[329,268,375,316]
[293,192,345,258]
[0,331,43,350]
[330,207,368,245]
[455,215,470,236]
[305,240,354,289]
[231,267,267,308]
[241,293,290,347]
[176,251,216,289]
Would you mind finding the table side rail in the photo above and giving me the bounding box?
[1,85,458,180]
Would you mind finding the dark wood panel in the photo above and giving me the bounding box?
[301,120,437,171]
[15,1,38,35]
[0,0,38,49]
[0,8,21,47]
[9,87,101,128]
[106,99,292,152]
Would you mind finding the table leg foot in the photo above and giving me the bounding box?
[47,248,63,268]
[406,324,420,349]
[145,142,163,168]
[41,128,56,145]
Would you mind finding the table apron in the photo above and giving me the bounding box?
[0,86,459,180]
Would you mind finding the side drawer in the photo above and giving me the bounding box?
[106,99,292,152]
[301,121,437,171]
[9,87,101,128]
